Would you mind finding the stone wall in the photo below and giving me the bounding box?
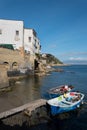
[0,48,24,64]
[0,48,34,70]
[0,66,9,88]
[0,48,35,89]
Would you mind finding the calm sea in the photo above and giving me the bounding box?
[0,65,87,130]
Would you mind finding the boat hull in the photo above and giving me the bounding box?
[47,92,84,116]
[49,101,83,116]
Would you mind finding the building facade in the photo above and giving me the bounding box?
[24,28,41,55]
[0,19,24,50]
[0,19,41,69]
[0,19,41,55]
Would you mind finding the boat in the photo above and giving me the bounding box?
[48,85,74,98]
[47,92,84,116]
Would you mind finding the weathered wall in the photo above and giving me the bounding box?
[0,48,35,88]
[0,48,26,70]
[0,48,35,69]
[0,66,9,88]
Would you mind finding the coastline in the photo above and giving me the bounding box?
[0,63,70,90]
[51,63,71,66]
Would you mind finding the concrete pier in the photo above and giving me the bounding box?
[0,99,47,119]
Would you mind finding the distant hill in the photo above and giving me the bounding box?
[41,53,63,65]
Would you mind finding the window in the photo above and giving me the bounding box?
[15,30,20,41]
[16,30,19,36]
[35,39,36,43]
[28,37,31,42]
[0,29,2,34]
[34,43,37,49]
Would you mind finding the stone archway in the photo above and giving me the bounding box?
[12,62,18,70]
[3,62,10,70]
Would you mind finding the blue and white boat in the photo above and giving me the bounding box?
[47,92,84,116]
[48,85,74,98]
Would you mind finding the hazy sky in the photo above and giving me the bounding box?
[0,0,87,64]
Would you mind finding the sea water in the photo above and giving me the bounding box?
[0,65,87,130]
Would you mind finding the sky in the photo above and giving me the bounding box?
[0,0,87,64]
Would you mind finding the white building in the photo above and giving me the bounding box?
[0,19,41,55]
[24,28,41,55]
[0,19,24,50]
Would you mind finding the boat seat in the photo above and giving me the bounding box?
[62,100,73,105]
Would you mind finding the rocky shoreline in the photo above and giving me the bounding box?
[0,63,65,91]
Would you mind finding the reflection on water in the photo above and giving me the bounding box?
[0,75,44,112]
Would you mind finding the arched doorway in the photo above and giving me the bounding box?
[12,62,18,70]
[3,62,9,70]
